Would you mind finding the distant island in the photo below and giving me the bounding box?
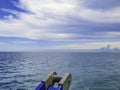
[100,45,120,52]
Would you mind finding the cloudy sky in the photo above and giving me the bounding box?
[0,0,120,51]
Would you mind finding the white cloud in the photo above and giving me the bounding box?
[77,7,120,23]
[106,32,120,36]
[0,0,120,41]
[16,0,120,23]
[15,41,36,44]
[0,18,79,40]
[25,42,120,51]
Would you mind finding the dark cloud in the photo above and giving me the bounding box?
[48,18,120,33]
[83,0,120,10]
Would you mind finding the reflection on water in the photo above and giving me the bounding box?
[0,52,120,90]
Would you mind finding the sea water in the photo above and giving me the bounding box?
[0,52,120,90]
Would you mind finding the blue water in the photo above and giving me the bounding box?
[0,52,120,90]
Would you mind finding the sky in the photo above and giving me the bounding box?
[0,0,120,51]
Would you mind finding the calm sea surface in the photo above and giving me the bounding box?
[0,52,120,90]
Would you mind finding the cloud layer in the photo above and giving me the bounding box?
[0,0,120,39]
[0,0,120,51]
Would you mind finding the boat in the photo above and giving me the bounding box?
[35,71,72,90]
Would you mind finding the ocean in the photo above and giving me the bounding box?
[0,52,120,90]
